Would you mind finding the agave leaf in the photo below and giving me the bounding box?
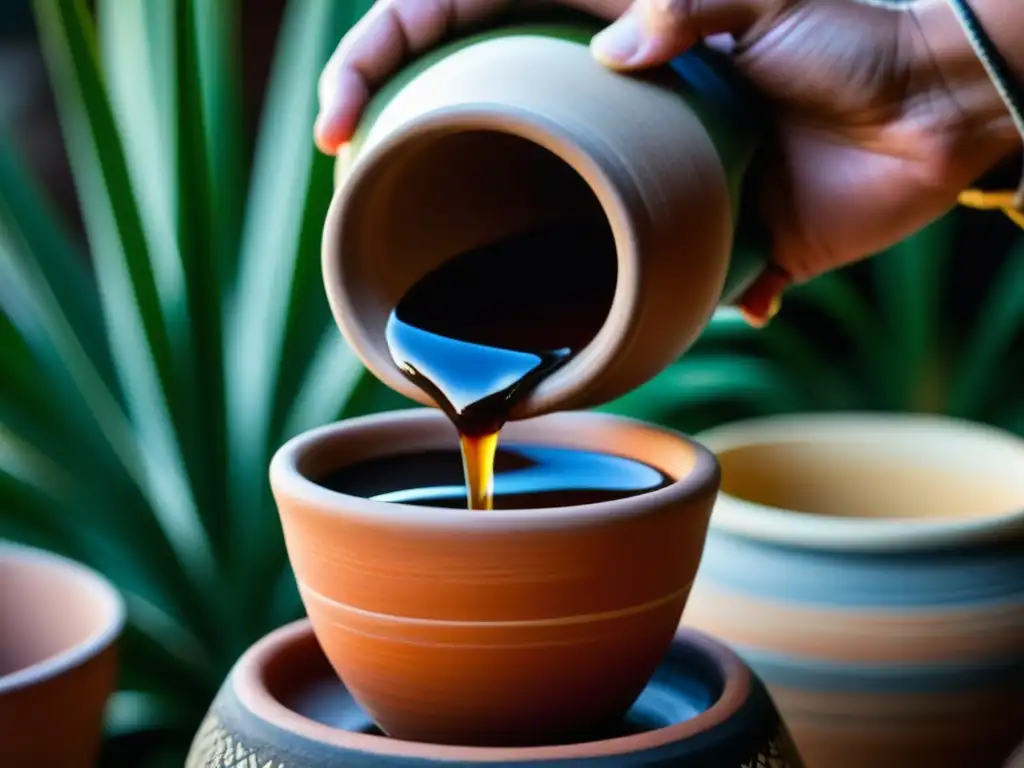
[105,627,221,758]
[0,413,211,645]
[0,476,80,559]
[703,306,861,409]
[764,323,868,410]
[121,591,221,686]
[32,0,217,590]
[96,0,180,328]
[0,488,184,635]
[997,400,1024,437]
[600,356,804,427]
[171,0,231,561]
[0,286,208,635]
[0,425,73,502]
[263,558,302,635]
[872,214,952,410]
[282,330,368,439]
[0,129,115,384]
[0,226,141,488]
[104,690,197,740]
[697,307,761,344]
[98,0,232,563]
[785,270,893,405]
[3,497,217,723]
[0,306,70,456]
[226,0,376,606]
[192,0,244,278]
[264,168,342,447]
[950,235,1024,418]
[0,445,198,630]
[0,136,144,486]
[340,371,420,418]
[787,271,879,356]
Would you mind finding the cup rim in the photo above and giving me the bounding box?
[269,408,719,531]
[697,412,1024,552]
[0,541,125,693]
[322,101,644,420]
[231,618,753,761]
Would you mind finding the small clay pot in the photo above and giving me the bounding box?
[0,542,125,767]
[681,413,1024,768]
[322,12,765,420]
[185,619,804,766]
[269,409,719,746]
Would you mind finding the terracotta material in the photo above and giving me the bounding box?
[322,16,764,421]
[680,413,1024,768]
[185,619,804,766]
[0,542,125,767]
[270,409,720,746]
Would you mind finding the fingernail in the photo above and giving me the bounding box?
[739,293,782,328]
[737,265,791,328]
[591,14,642,67]
[314,112,340,155]
[314,70,366,155]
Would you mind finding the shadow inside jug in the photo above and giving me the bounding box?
[336,127,618,321]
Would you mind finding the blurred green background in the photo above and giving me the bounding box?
[1,0,1022,765]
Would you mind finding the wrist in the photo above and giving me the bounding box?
[908,0,1021,172]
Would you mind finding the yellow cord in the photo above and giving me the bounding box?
[959,189,1024,229]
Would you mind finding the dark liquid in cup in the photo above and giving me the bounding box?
[319,445,672,509]
[386,212,617,510]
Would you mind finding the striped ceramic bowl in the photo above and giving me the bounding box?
[682,413,1024,768]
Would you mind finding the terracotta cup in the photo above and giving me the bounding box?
[0,542,125,767]
[186,619,805,766]
[270,409,720,746]
[322,10,766,420]
[680,413,1024,768]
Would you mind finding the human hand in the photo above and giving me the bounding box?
[315,0,1021,320]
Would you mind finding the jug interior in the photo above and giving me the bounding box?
[336,128,619,357]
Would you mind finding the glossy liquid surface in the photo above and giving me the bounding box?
[319,445,672,509]
[385,213,616,509]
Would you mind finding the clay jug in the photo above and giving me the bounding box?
[322,9,766,419]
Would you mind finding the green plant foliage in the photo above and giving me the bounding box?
[0,0,407,763]
[604,213,1024,432]
[2,1,1023,765]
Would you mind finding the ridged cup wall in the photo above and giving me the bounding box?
[682,413,1024,768]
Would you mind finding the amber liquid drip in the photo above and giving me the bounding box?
[460,433,499,510]
[385,213,616,510]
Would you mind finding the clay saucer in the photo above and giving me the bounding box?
[186,620,803,766]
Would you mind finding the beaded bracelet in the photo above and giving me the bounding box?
[947,0,1024,228]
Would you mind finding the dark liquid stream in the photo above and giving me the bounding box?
[385,213,616,509]
[320,445,672,509]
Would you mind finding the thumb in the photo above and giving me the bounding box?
[591,0,764,70]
